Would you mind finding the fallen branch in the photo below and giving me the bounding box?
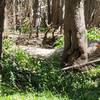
[61,58,100,71]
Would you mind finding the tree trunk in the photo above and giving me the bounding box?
[59,0,65,25]
[52,0,60,26]
[0,0,5,72]
[29,0,34,38]
[85,0,96,27]
[5,0,13,30]
[47,0,51,24]
[13,0,16,30]
[33,0,39,27]
[62,0,88,70]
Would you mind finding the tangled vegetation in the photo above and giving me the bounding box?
[1,39,100,100]
[87,27,100,41]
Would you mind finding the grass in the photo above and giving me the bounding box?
[0,85,100,100]
[0,93,62,100]
[0,87,69,100]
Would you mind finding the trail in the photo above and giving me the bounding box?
[8,34,100,60]
[19,45,100,61]
[19,46,58,58]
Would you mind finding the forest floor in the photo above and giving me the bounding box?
[8,32,60,48]
[7,33,100,61]
[7,33,62,57]
[2,32,100,100]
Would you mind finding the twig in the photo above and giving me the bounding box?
[61,58,100,71]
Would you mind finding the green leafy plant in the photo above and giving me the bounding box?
[21,17,30,33]
[87,27,100,41]
[1,39,100,100]
[54,36,64,48]
[39,27,48,33]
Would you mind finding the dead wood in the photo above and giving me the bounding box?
[62,58,100,71]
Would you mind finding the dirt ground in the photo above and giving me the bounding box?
[8,33,61,48]
[7,33,100,62]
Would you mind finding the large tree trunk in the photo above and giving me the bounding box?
[0,0,5,72]
[62,0,88,70]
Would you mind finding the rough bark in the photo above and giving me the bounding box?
[0,0,5,72]
[85,0,100,27]
[62,0,88,69]
[33,0,39,27]
[91,0,100,27]
[85,0,96,27]
[47,0,51,24]
[5,0,13,29]
[52,0,60,26]
[59,0,65,25]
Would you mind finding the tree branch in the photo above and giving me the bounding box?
[61,58,100,71]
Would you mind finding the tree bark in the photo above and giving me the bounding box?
[0,0,5,73]
[52,0,60,26]
[47,0,51,24]
[62,0,88,69]
[5,0,13,30]
[33,0,39,27]
[59,0,65,25]
[85,0,96,27]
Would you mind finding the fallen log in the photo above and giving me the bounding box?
[62,58,100,71]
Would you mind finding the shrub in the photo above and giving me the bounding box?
[87,27,100,41]
[39,27,48,33]
[1,39,100,99]
[20,17,31,33]
[54,36,64,48]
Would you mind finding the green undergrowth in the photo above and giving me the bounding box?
[54,36,64,48]
[0,94,67,100]
[1,84,69,100]
[87,27,100,41]
[54,27,100,48]
[18,17,47,34]
[1,39,100,100]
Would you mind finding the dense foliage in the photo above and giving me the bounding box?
[1,39,100,100]
[87,27,100,41]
